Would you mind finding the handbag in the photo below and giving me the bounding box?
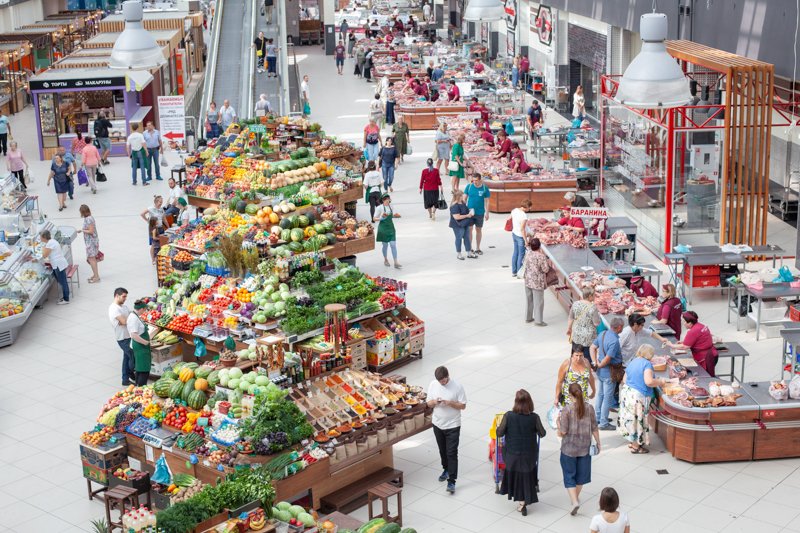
[436,193,447,210]
[256,50,263,57]
[504,217,513,231]
[95,251,105,262]
[447,160,459,172]
[303,101,311,115]
[589,443,599,456]
[610,363,626,384]
[96,168,107,182]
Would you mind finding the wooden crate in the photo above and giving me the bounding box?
[345,234,375,255]
[397,308,425,337]
[409,334,424,355]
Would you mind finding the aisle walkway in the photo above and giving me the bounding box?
[0,44,798,533]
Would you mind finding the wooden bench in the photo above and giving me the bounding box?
[66,264,80,292]
[319,467,403,514]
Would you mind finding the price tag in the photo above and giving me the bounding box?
[145,444,154,463]
[250,124,267,134]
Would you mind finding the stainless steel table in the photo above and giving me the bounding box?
[780,327,800,379]
[743,283,800,340]
[682,252,748,304]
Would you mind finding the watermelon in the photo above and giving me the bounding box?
[288,242,303,253]
[303,240,315,252]
[290,228,304,242]
[195,366,212,379]
[313,223,325,234]
[295,147,309,158]
[245,204,259,215]
[235,200,247,214]
[187,389,207,410]
[154,379,174,398]
[325,233,337,245]
[288,216,300,229]
[162,369,178,380]
[182,379,196,401]
[306,211,316,223]
[207,370,220,387]
[321,220,334,232]
[297,215,310,227]
[184,362,199,371]
[169,380,184,399]
[280,229,291,242]
[279,217,293,230]
[172,362,186,373]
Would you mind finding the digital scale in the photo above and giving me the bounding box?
[142,427,178,449]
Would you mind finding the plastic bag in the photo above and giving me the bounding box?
[790,375,800,400]
[151,453,172,485]
[778,265,794,282]
[194,337,207,358]
[546,405,561,430]
[769,381,789,401]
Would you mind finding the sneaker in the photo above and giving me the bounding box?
[393,262,402,269]
[457,253,465,260]
[535,322,548,327]
[156,177,163,181]
[599,424,615,431]
[438,470,448,482]
[446,481,455,494]
[56,299,69,305]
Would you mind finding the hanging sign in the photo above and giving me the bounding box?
[157,95,186,151]
[570,207,608,219]
[504,0,517,30]
[534,5,553,46]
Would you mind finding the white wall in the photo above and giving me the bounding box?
[0,0,64,33]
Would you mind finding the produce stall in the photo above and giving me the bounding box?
[81,364,431,531]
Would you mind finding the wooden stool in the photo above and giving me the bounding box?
[171,165,186,188]
[104,486,140,531]
[367,482,402,526]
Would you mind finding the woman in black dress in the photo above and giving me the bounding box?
[497,389,547,516]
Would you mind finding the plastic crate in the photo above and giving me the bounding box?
[790,304,800,322]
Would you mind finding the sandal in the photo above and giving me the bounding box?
[630,447,649,454]
[475,249,483,255]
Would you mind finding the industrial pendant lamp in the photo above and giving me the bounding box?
[615,13,691,108]
[109,0,166,70]
[463,0,505,22]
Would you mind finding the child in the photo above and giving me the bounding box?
[590,487,630,533]
[149,217,161,265]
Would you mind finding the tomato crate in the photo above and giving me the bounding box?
[790,304,800,322]
[79,443,127,470]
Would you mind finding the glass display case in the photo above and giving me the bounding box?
[0,249,52,347]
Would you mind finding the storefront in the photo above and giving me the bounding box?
[0,31,56,70]
[29,68,156,160]
[566,19,606,120]
[0,42,34,115]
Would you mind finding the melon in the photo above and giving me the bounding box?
[245,204,259,215]
[228,367,243,379]
[154,379,174,398]
[235,200,247,214]
[194,378,209,391]
[290,228,304,242]
[297,215,310,227]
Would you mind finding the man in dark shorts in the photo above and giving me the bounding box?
[334,39,346,75]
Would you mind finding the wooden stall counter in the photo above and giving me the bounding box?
[485,177,577,213]
[397,104,468,130]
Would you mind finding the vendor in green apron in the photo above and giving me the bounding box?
[373,193,402,269]
[128,299,152,386]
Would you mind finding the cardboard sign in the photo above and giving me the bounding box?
[570,207,608,219]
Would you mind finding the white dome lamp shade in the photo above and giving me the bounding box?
[109,0,166,70]
[615,13,692,109]
[463,0,505,23]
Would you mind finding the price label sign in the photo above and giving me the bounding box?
[250,124,267,134]
[157,95,186,152]
[570,207,608,219]
[763,410,776,418]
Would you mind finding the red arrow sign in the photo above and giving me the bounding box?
[163,131,185,140]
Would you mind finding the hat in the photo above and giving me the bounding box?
[380,193,391,201]
[133,300,148,310]
[178,197,187,206]
[631,276,643,283]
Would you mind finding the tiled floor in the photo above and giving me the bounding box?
[0,45,799,533]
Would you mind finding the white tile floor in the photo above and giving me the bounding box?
[0,44,799,532]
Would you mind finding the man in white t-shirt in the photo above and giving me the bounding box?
[165,177,187,217]
[109,287,134,385]
[126,123,149,186]
[510,199,531,277]
[39,229,70,305]
[301,75,310,115]
[427,366,467,494]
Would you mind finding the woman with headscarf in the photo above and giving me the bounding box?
[392,114,410,163]
[419,158,442,220]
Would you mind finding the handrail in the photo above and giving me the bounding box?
[242,0,256,118]
[199,0,225,126]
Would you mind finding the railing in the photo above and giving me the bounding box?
[199,0,225,126]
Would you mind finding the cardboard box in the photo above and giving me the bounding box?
[362,318,394,367]
[151,344,182,363]
[409,334,425,355]
[81,460,111,484]
[397,308,425,337]
[80,443,127,470]
[151,356,182,376]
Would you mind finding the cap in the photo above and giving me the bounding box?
[178,197,187,206]
[133,300,148,310]
[380,193,391,201]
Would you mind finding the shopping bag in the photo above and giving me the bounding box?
[77,168,89,186]
[161,158,168,167]
[24,168,33,184]
[96,168,107,182]
[546,405,561,430]
[447,160,459,172]
[504,217,513,231]
[303,101,311,115]
[436,193,447,210]
[151,454,172,485]
[406,145,413,155]
[194,337,207,358]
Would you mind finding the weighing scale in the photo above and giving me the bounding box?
[142,427,178,449]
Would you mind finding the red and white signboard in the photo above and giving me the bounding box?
[570,207,608,219]
[157,95,186,151]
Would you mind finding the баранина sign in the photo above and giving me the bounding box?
[29,77,127,91]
